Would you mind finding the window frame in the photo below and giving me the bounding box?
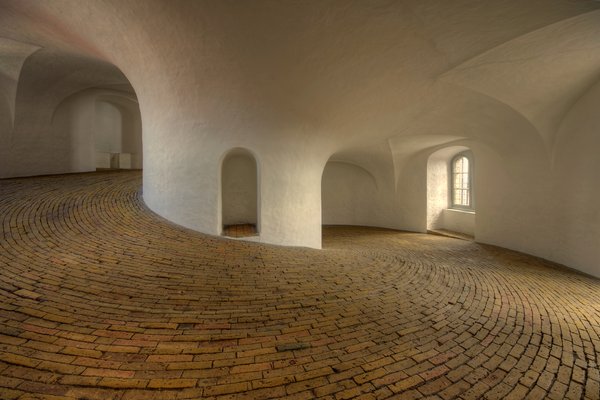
[449,152,474,211]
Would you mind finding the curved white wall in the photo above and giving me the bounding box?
[322,161,379,226]
[51,93,96,172]
[143,135,327,249]
[550,79,600,277]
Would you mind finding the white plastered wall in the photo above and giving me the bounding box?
[50,93,96,172]
[322,161,379,226]
[442,210,475,237]
[143,129,328,249]
[95,101,122,154]
[550,79,600,277]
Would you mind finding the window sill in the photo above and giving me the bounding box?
[446,208,475,215]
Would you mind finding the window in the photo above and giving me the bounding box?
[451,153,473,209]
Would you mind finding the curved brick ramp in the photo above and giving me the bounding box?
[0,171,598,400]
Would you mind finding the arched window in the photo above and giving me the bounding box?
[427,147,475,237]
[451,153,473,209]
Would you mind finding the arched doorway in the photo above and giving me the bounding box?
[221,148,259,237]
[50,89,142,173]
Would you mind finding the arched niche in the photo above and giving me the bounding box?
[427,146,476,237]
[321,160,379,226]
[221,148,259,237]
[50,89,142,172]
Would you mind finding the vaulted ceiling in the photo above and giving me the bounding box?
[1,0,599,157]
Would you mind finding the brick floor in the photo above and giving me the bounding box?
[223,224,258,238]
[0,170,599,399]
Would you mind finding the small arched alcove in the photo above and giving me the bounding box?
[221,148,259,237]
[427,146,476,238]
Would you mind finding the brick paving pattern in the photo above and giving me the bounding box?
[0,170,598,399]
[223,224,258,238]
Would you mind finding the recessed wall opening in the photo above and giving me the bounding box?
[221,148,259,238]
[94,96,142,171]
[51,88,142,173]
[427,146,476,239]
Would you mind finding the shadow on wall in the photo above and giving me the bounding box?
[221,148,259,236]
[322,160,379,226]
[427,146,476,237]
[94,97,142,170]
[0,90,10,136]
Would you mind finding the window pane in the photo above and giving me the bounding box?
[454,190,462,205]
[452,155,472,208]
[454,158,463,174]
[454,174,462,188]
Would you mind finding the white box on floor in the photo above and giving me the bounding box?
[96,152,111,169]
